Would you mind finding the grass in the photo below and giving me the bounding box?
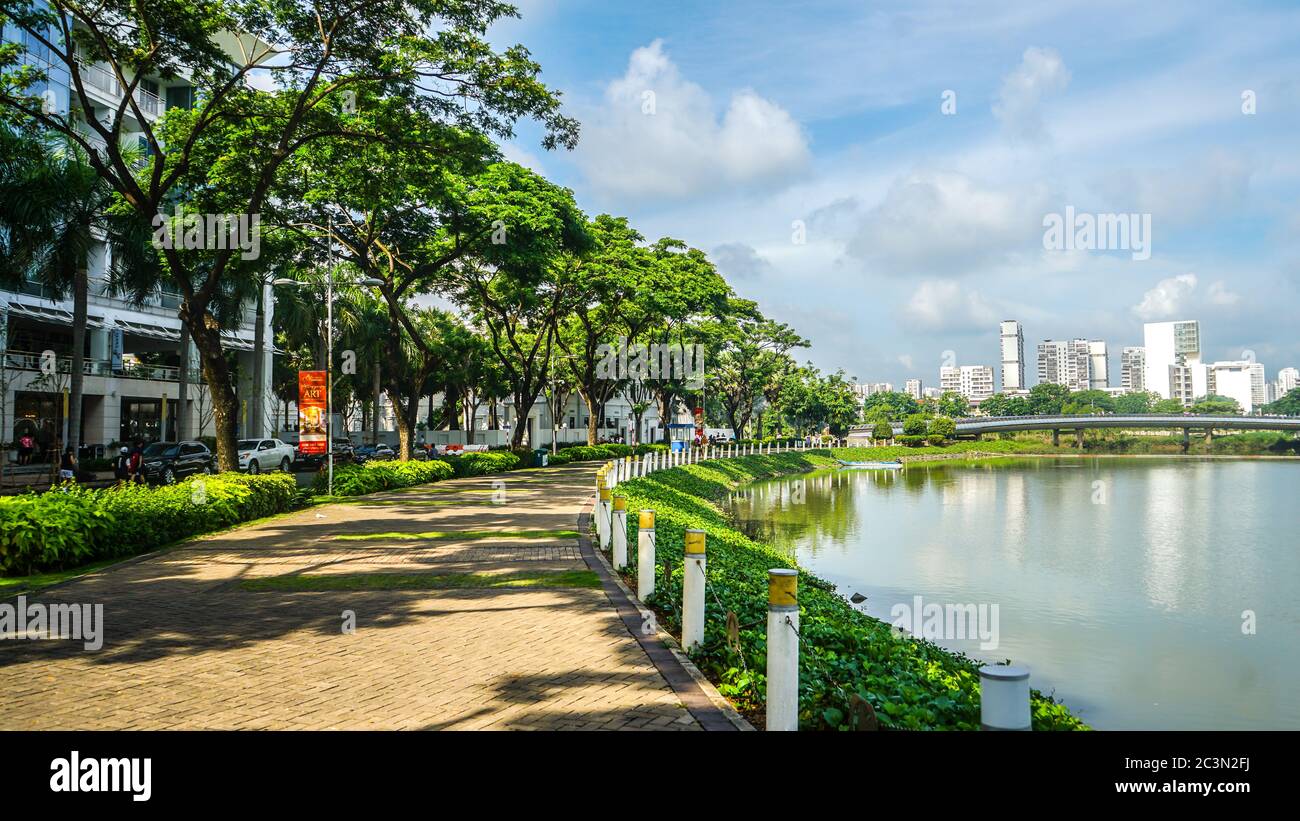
[0,557,126,597]
[240,569,601,592]
[331,528,580,542]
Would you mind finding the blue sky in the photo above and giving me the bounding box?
[489,0,1300,389]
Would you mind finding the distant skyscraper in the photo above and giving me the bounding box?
[1205,361,1267,414]
[1279,367,1299,396]
[905,378,922,399]
[1088,340,1109,389]
[1143,320,1201,405]
[1037,339,1091,391]
[940,365,994,406]
[1121,347,1146,393]
[1000,320,1025,391]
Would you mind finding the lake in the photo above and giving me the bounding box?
[727,457,1300,730]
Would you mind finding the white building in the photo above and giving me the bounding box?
[1143,320,1202,405]
[999,320,1025,391]
[1120,347,1146,393]
[940,365,994,406]
[1088,340,1109,389]
[904,378,922,399]
[1036,339,1091,391]
[1204,360,1267,414]
[1,21,272,456]
[1278,367,1299,398]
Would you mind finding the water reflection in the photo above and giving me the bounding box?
[728,457,1300,730]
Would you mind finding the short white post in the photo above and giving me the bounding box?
[637,509,656,600]
[598,484,612,551]
[640,453,648,477]
[682,529,706,653]
[979,665,1031,731]
[611,495,628,570]
[766,568,799,731]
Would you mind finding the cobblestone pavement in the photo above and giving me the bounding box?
[0,464,701,730]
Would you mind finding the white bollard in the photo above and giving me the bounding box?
[598,484,612,550]
[979,665,1031,730]
[682,529,706,653]
[637,510,656,600]
[766,568,800,731]
[611,495,628,570]
[640,453,648,477]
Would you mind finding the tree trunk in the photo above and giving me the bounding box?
[176,323,189,441]
[582,390,598,445]
[250,279,266,438]
[390,391,420,459]
[189,315,239,471]
[370,368,381,445]
[67,265,87,453]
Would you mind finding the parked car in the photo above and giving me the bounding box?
[140,441,215,484]
[294,440,356,470]
[354,443,396,463]
[237,438,296,474]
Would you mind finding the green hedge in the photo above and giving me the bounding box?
[0,473,298,575]
[319,459,455,496]
[435,450,520,477]
[612,451,1085,731]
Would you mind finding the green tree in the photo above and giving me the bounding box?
[1114,391,1157,414]
[902,413,928,436]
[1263,388,1300,416]
[930,416,957,440]
[1028,382,1070,415]
[1152,398,1186,414]
[861,390,919,423]
[0,0,578,470]
[1190,394,1241,415]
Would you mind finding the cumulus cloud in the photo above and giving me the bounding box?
[993,46,1071,141]
[1132,273,1198,319]
[902,280,1000,333]
[846,171,1047,274]
[576,40,810,199]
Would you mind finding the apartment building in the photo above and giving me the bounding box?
[1121,347,1146,393]
[940,364,994,406]
[1036,339,1092,391]
[1143,320,1202,406]
[1,17,273,457]
[1204,361,1267,414]
[1000,320,1025,391]
[904,378,922,400]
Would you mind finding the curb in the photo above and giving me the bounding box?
[576,494,754,732]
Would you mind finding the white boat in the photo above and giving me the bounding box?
[836,459,903,469]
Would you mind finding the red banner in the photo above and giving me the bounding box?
[298,370,327,454]
[694,406,705,443]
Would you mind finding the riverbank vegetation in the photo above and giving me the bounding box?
[611,449,1087,731]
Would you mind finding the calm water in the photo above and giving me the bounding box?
[728,457,1300,730]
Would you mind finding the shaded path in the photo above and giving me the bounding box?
[0,464,702,730]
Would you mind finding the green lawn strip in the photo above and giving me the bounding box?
[332,528,580,542]
[612,449,1087,731]
[240,569,600,592]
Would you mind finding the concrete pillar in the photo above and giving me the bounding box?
[681,529,706,652]
[766,568,799,731]
[979,665,1031,730]
[1051,429,1060,447]
[611,495,628,570]
[1075,429,1084,449]
[637,510,656,600]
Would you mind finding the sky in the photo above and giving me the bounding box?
[485,0,1300,390]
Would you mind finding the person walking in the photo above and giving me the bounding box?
[128,440,145,484]
[114,446,131,482]
[58,446,77,483]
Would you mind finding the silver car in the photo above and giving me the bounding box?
[237,438,295,474]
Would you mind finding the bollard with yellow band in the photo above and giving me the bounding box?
[611,495,628,570]
[682,529,707,652]
[766,568,799,731]
[598,484,613,550]
[595,477,608,545]
[637,510,656,600]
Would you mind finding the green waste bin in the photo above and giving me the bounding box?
[533,448,549,467]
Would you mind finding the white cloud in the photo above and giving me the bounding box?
[993,46,1071,141]
[1132,273,1198,319]
[846,171,1048,275]
[1207,280,1241,306]
[902,280,1000,333]
[575,40,809,199]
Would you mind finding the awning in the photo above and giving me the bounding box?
[5,301,110,329]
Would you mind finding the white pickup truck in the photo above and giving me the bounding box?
[237,438,296,474]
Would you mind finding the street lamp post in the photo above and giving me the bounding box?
[275,217,383,496]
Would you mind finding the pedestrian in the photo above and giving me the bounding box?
[17,432,33,465]
[129,440,145,484]
[114,446,131,482]
[58,446,77,483]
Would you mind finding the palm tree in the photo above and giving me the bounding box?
[0,128,149,454]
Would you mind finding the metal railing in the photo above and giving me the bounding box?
[74,58,163,118]
[1,349,201,383]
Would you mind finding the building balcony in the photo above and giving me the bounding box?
[74,58,163,119]
[2,349,200,383]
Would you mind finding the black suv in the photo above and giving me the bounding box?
[140,441,216,484]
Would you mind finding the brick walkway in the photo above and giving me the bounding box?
[0,464,701,730]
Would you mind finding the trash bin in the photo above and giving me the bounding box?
[533,448,549,467]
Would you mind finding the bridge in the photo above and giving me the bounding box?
[848,414,1300,449]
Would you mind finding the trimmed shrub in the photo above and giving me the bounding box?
[556,444,635,462]
[436,451,520,477]
[0,473,298,575]
[320,459,455,496]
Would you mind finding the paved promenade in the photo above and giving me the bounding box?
[0,464,707,730]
